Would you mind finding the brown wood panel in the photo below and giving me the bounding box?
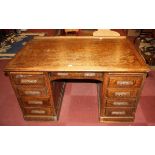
[100,116,134,122]
[4,37,150,72]
[24,115,57,121]
[52,81,66,116]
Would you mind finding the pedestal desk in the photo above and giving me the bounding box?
[4,36,150,122]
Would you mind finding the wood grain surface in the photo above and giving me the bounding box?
[4,37,150,72]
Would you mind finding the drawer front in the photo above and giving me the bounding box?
[12,74,45,85]
[51,72,103,79]
[23,107,53,115]
[107,88,138,98]
[106,99,136,107]
[17,87,48,97]
[108,75,143,88]
[105,108,135,117]
[21,97,51,107]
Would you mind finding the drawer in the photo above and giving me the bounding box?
[105,108,135,117]
[11,73,45,85]
[106,98,136,107]
[23,107,53,116]
[17,86,48,97]
[107,74,143,88]
[51,72,103,79]
[21,97,51,107]
[107,88,138,98]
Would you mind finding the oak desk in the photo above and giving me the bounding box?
[4,37,150,122]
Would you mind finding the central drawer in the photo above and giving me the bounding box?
[106,88,139,98]
[50,72,103,79]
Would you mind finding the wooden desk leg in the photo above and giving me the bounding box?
[50,80,66,120]
[97,83,104,122]
[23,75,66,121]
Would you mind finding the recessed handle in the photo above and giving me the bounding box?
[30,109,46,114]
[28,100,43,105]
[84,73,96,77]
[15,74,32,78]
[21,79,38,84]
[115,92,130,97]
[24,90,41,95]
[112,101,129,106]
[57,73,69,76]
[117,80,134,86]
[111,111,126,115]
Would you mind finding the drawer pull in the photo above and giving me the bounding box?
[111,111,126,115]
[30,109,46,114]
[113,101,129,106]
[57,73,68,76]
[115,92,130,97]
[28,100,43,105]
[24,90,41,95]
[21,79,38,84]
[15,75,32,78]
[84,73,96,77]
[117,80,134,86]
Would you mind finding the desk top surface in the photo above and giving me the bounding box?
[5,37,150,72]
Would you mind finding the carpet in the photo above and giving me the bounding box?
[136,37,155,66]
[0,35,33,59]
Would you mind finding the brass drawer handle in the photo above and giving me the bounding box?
[24,90,41,95]
[112,101,129,106]
[28,100,43,105]
[115,92,130,97]
[117,80,134,86]
[111,111,126,115]
[15,75,32,78]
[21,79,38,84]
[84,73,96,76]
[30,109,46,114]
[57,73,69,76]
